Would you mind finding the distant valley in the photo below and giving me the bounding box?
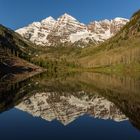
[0,10,140,78]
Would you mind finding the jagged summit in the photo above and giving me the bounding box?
[16,13,129,47]
[58,13,78,22]
[41,16,56,23]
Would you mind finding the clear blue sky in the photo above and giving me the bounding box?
[0,0,140,30]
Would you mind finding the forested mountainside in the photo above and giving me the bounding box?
[0,24,39,59]
[0,24,42,79]
[77,9,140,74]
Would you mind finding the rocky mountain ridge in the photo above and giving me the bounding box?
[16,13,129,47]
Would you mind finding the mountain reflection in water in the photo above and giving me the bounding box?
[0,72,140,134]
[16,91,127,125]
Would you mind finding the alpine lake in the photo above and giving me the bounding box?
[0,71,140,140]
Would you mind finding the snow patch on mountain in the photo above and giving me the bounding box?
[16,14,129,47]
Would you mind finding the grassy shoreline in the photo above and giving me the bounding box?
[66,63,140,78]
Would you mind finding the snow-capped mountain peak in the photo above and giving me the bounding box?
[58,13,77,21]
[41,16,56,24]
[16,14,129,47]
[113,17,129,22]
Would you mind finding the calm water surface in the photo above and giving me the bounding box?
[0,72,140,140]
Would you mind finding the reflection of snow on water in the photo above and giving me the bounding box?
[16,92,127,126]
